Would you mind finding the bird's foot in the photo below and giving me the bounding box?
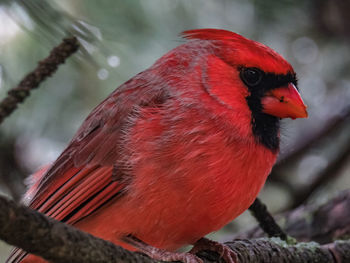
[122,235,203,263]
[190,238,238,263]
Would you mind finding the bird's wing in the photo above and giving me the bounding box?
[29,72,169,219]
[7,73,171,263]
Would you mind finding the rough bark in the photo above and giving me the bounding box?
[0,194,349,263]
[0,196,154,263]
[198,239,350,263]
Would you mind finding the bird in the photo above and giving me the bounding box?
[7,28,307,263]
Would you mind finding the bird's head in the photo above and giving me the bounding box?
[182,29,308,150]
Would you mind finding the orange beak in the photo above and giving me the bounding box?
[261,83,308,119]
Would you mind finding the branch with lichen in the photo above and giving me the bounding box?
[0,193,349,263]
[199,238,350,263]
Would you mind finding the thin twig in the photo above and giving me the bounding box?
[290,143,350,209]
[0,37,79,125]
[248,198,287,240]
[237,190,350,244]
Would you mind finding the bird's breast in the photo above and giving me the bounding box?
[76,105,278,251]
[119,108,278,249]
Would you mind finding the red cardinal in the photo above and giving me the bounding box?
[8,29,307,263]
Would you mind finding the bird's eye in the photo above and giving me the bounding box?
[240,68,263,87]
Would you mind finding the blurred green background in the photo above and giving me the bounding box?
[0,0,349,261]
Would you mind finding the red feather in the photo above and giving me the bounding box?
[182,28,247,41]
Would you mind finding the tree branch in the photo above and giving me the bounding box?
[0,37,79,125]
[0,194,349,263]
[290,144,350,209]
[237,190,350,244]
[0,195,154,263]
[248,198,287,240]
[221,239,349,263]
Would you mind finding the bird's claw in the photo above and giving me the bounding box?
[190,238,238,263]
[123,235,203,263]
